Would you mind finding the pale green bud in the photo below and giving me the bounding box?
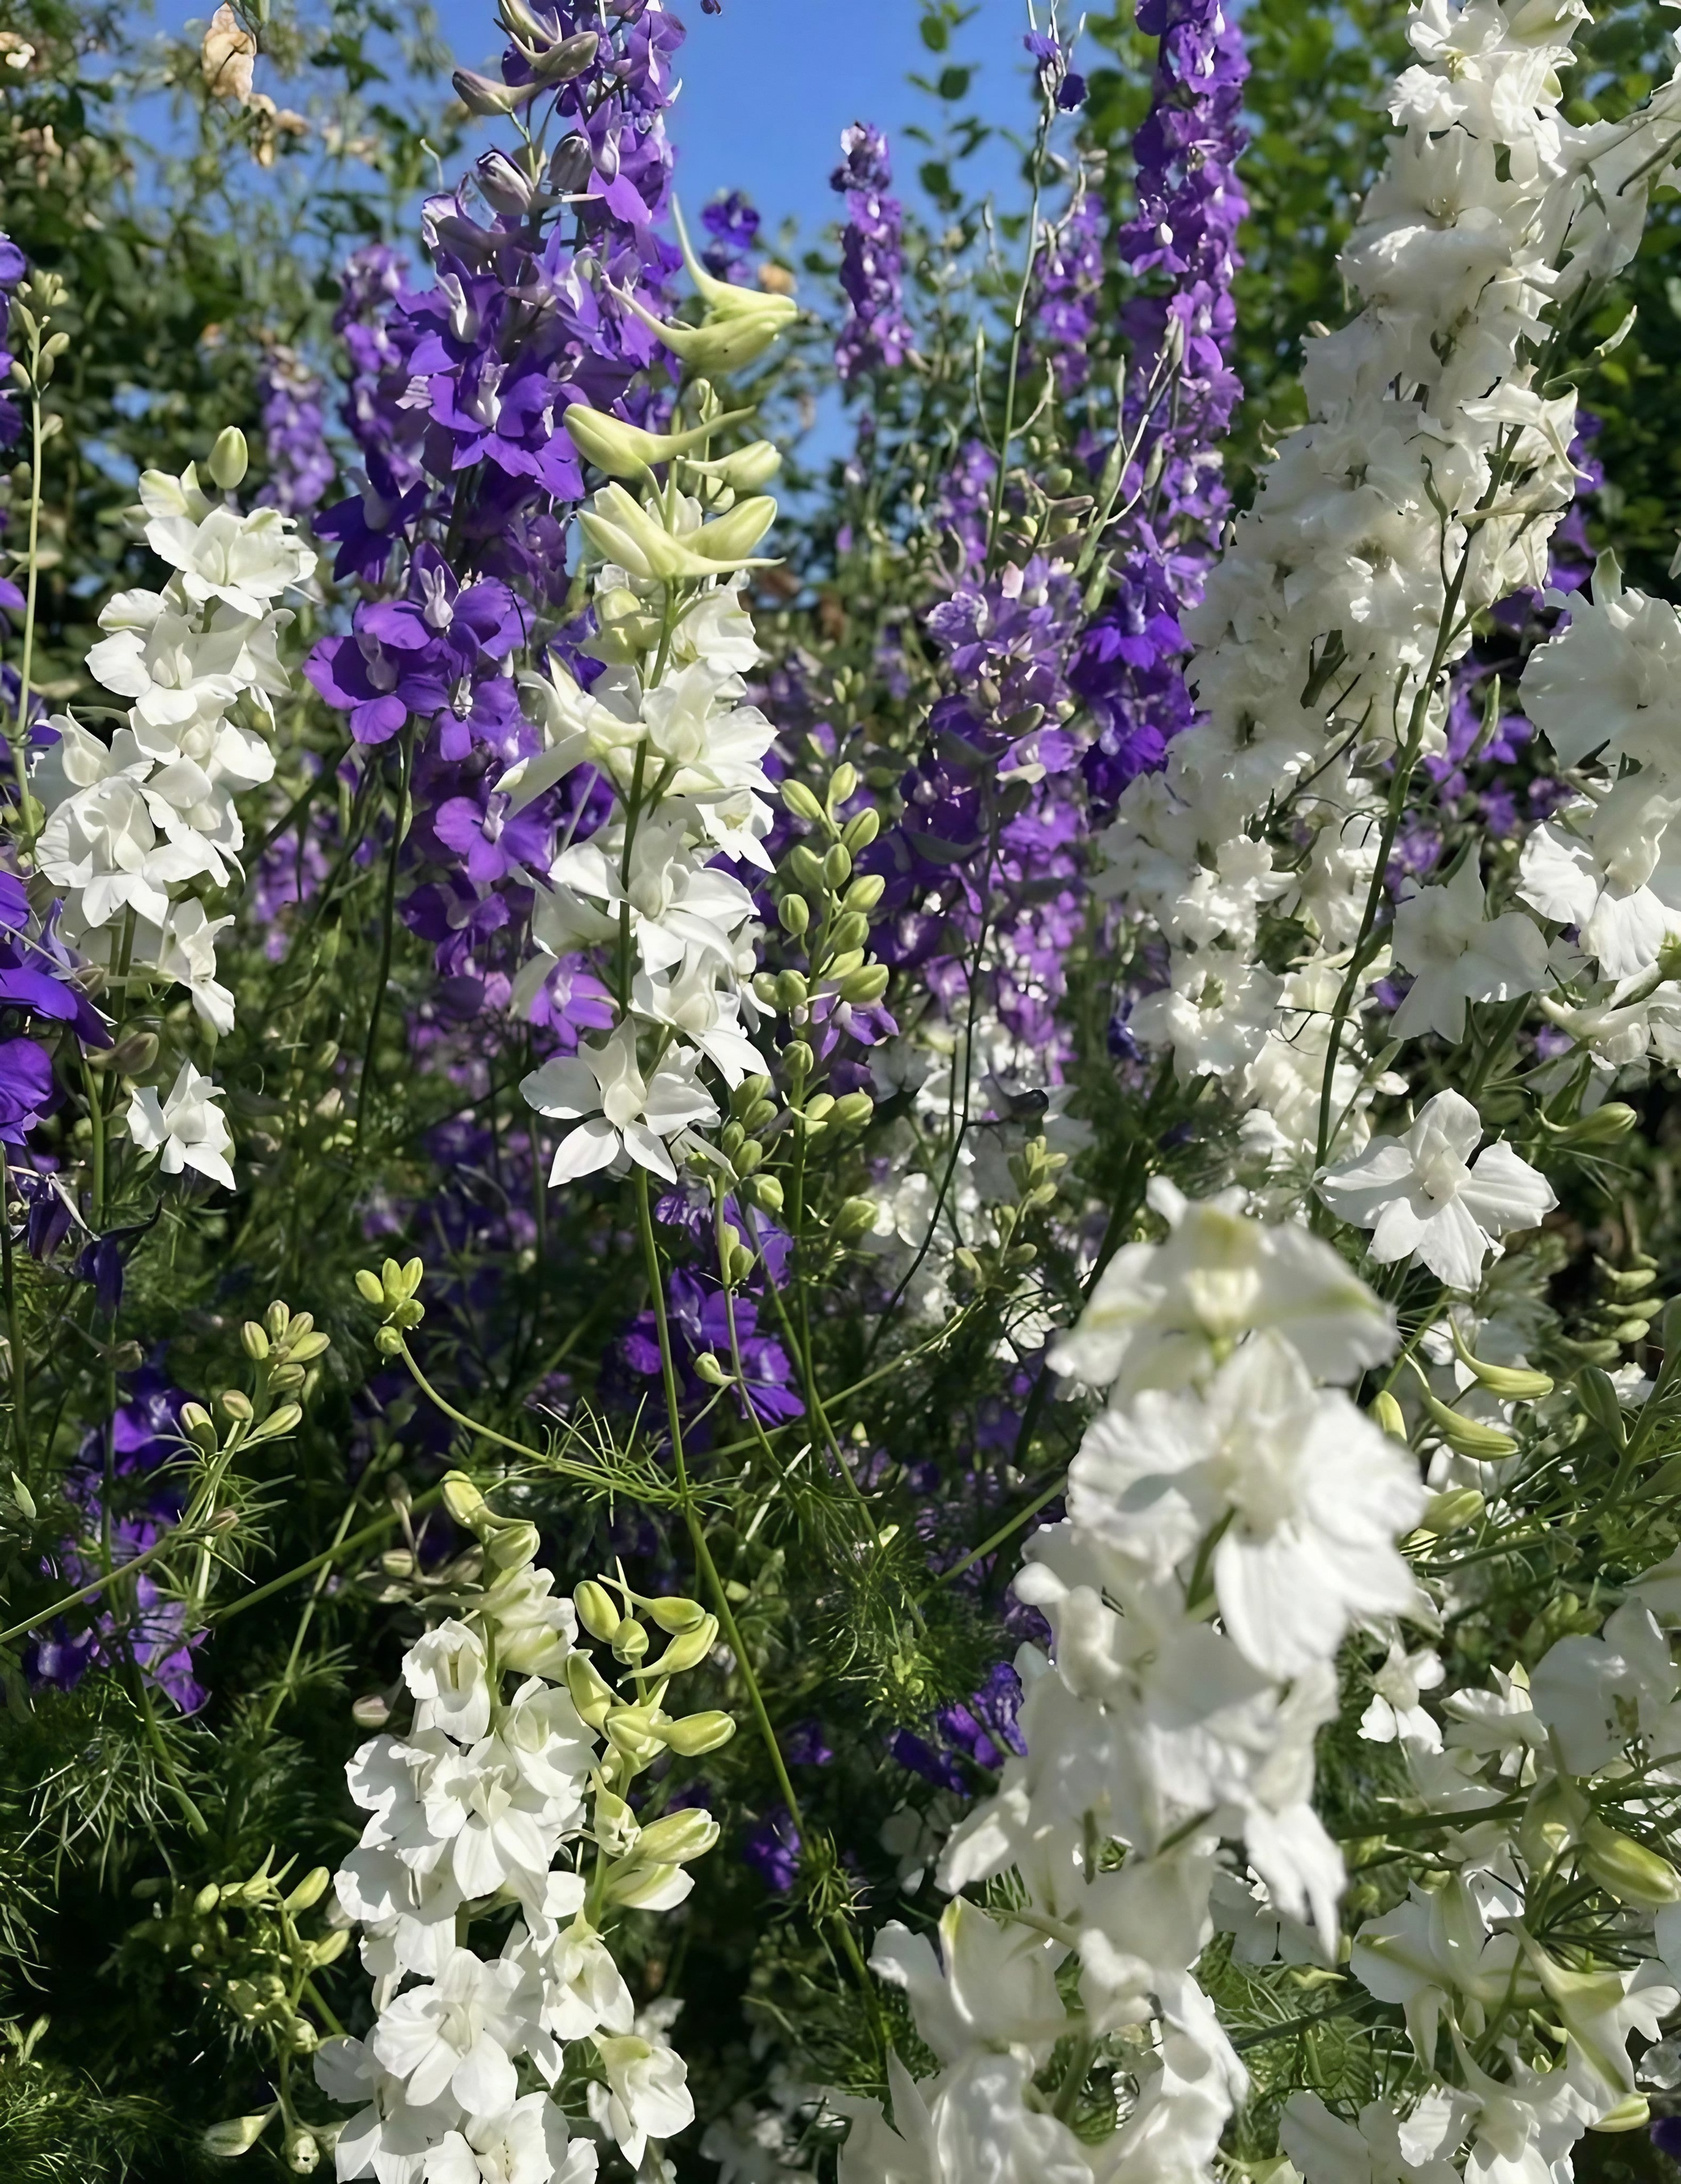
[1562,1101,1637,1148]
[603,1860,683,1908]
[1589,2097,1651,2134]
[605,1703,664,1762]
[634,1808,721,1864]
[485,1520,540,1570]
[241,1321,270,1362]
[1419,1486,1485,1536]
[1450,1322,1553,1400]
[838,962,891,1006]
[440,1470,489,1531]
[688,493,778,565]
[661,1709,737,1756]
[308,1926,351,1970]
[1419,1388,1517,1460]
[781,780,825,824]
[203,2110,276,2157]
[835,1197,878,1242]
[284,2125,320,2173]
[1582,1818,1681,1906]
[649,1614,719,1676]
[284,1866,331,1913]
[687,439,782,493]
[620,294,791,376]
[194,1883,222,1915]
[207,427,249,491]
[565,1651,615,1729]
[355,1268,385,1306]
[452,66,529,116]
[563,399,754,479]
[612,1618,650,1667]
[693,1351,731,1387]
[671,199,799,328]
[575,1579,625,1642]
[778,894,810,938]
[646,1599,703,1633]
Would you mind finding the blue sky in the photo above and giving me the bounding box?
[431,0,1045,249]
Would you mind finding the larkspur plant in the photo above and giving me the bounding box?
[20,0,1681,2179]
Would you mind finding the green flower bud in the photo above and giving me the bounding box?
[787,843,825,891]
[693,1351,731,1387]
[778,894,810,938]
[575,1579,624,1642]
[605,1703,663,1762]
[485,1520,540,1571]
[354,1268,385,1307]
[565,1651,615,1730]
[1419,1486,1485,1536]
[604,1860,685,1908]
[838,962,891,1006]
[241,1321,270,1361]
[529,28,601,82]
[207,427,249,490]
[802,1094,836,1127]
[219,1390,254,1424]
[1582,1818,1681,1906]
[634,1808,721,1863]
[845,872,885,912]
[439,1471,490,1532]
[1448,1324,1552,1401]
[823,841,852,887]
[673,199,801,327]
[563,400,753,479]
[452,66,531,115]
[831,1091,875,1131]
[1519,1774,1589,1870]
[181,1402,218,1452]
[194,1882,222,1915]
[661,1709,737,1757]
[648,1596,709,1634]
[306,1926,350,1969]
[687,439,783,493]
[350,1694,390,1729]
[374,1326,403,1358]
[1588,2097,1651,2134]
[649,1615,719,1676]
[1368,1390,1407,1440]
[747,1173,784,1215]
[842,807,880,854]
[1562,1102,1638,1148]
[619,291,793,376]
[829,912,870,955]
[1419,1388,1517,1460]
[835,1197,878,1241]
[249,1402,303,1444]
[612,1618,650,1666]
[284,2124,320,2173]
[781,780,825,823]
[1578,1364,1629,1447]
[203,2111,276,2157]
[284,1866,331,1913]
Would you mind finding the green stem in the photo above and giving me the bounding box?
[261,1490,365,1731]
[11,332,43,840]
[0,1146,25,1478]
[356,720,415,1151]
[0,1519,219,1649]
[633,1168,883,2030]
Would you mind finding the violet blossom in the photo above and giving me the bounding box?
[831,123,914,382]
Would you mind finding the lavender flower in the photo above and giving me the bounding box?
[1076,0,1249,814]
[700,190,760,283]
[831,123,914,382]
[257,346,335,514]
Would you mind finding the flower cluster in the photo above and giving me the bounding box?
[831,124,913,384]
[842,1186,1420,2178]
[1098,0,1681,1179]
[322,1467,733,2182]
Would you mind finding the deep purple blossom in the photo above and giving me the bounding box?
[700,190,760,282]
[831,124,914,382]
[742,1802,800,1893]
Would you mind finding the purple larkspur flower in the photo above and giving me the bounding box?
[831,124,914,382]
[743,1802,800,1893]
[700,190,760,282]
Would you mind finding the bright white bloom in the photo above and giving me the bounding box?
[404,1620,494,1745]
[1388,862,1549,1044]
[1359,1643,1445,1751]
[126,1062,235,1189]
[1317,1089,1557,1289]
[1067,1332,1425,1676]
[1051,1177,1396,1400]
[424,2093,596,2184]
[1518,777,1681,977]
[522,1023,716,1186]
[1522,554,1681,779]
[588,2035,694,2170]
[833,2051,1096,2184]
[1128,948,1282,1082]
[372,1948,526,2116]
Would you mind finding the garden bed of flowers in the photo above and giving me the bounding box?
[12,0,1681,2178]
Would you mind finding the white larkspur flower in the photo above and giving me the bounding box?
[371,1947,526,2116]
[522,1022,717,1187]
[1051,1177,1396,1401]
[403,1619,494,1745]
[1388,861,1549,1045]
[1317,1088,1556,1291]
[588,2035,694,2170]
[126,1062,235,1189]
[1067,1330,1425,1676]
[426,2093,597,2184]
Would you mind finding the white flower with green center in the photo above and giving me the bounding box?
[1317,1088,1556,1290]
[521,1022,716,1186]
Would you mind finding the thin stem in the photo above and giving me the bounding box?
[0,1146,25,1478]
[11,326,44,838]
[0,1520,219,1650]
[261,1490,364,1732]
[356,720,415,1151]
